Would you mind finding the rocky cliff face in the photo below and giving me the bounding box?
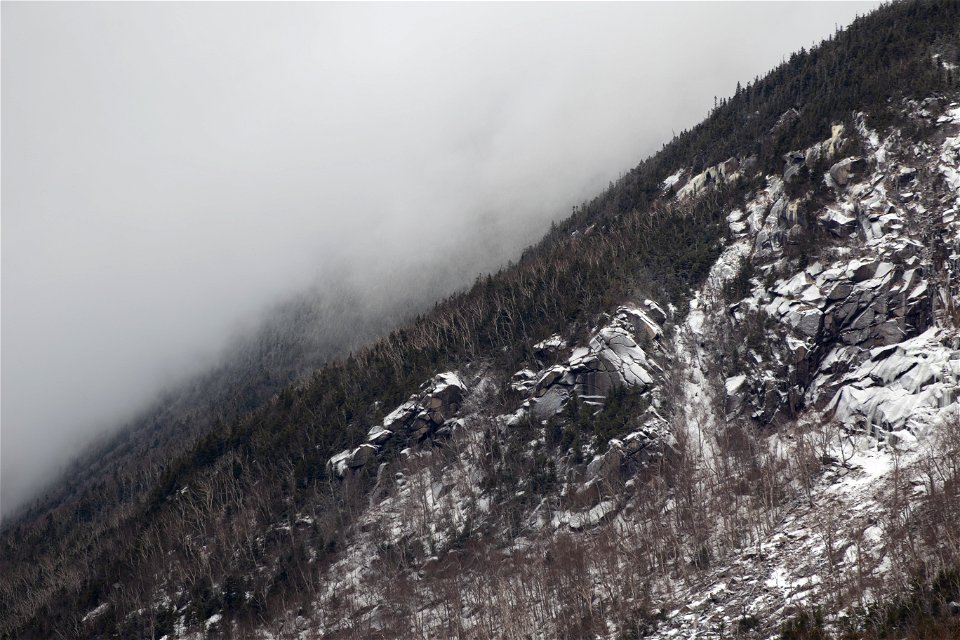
[292,97,960,640]
[627,96,960,640]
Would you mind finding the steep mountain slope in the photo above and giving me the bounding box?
[303,95,960,640]
[3,2,960,639]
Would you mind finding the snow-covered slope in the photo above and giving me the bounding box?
[209,97,960,640]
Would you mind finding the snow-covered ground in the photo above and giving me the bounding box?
[168,97,960,640]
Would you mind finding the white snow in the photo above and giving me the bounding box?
[433,371,465,394]
[81,602,109,623]
[533,334,567,352]
[725,375,747,396]
[829,328,960,433]
[662,169,684,190]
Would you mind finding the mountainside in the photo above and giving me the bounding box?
[3,2,960,639]
[305,93,960,640]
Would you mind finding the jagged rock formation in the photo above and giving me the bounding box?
[630,97,960,640]
[829,328,960,434]
[330,373,468,477]
[714,104,960,433]
[517,302,666,418]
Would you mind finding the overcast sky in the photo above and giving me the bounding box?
[1,2,879,518]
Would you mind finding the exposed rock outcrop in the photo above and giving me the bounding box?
[827,327,960,434]
[328,372,468,477]
[721,105,960,426]
[516,303,666,419]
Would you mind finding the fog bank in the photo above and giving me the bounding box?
[1,2,878,518]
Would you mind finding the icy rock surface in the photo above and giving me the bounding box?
[828,328,960,433]
[676,157,742,200]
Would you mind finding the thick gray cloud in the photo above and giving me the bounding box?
[1,2,878,517]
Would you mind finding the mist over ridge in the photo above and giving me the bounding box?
[1,2,877,518]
